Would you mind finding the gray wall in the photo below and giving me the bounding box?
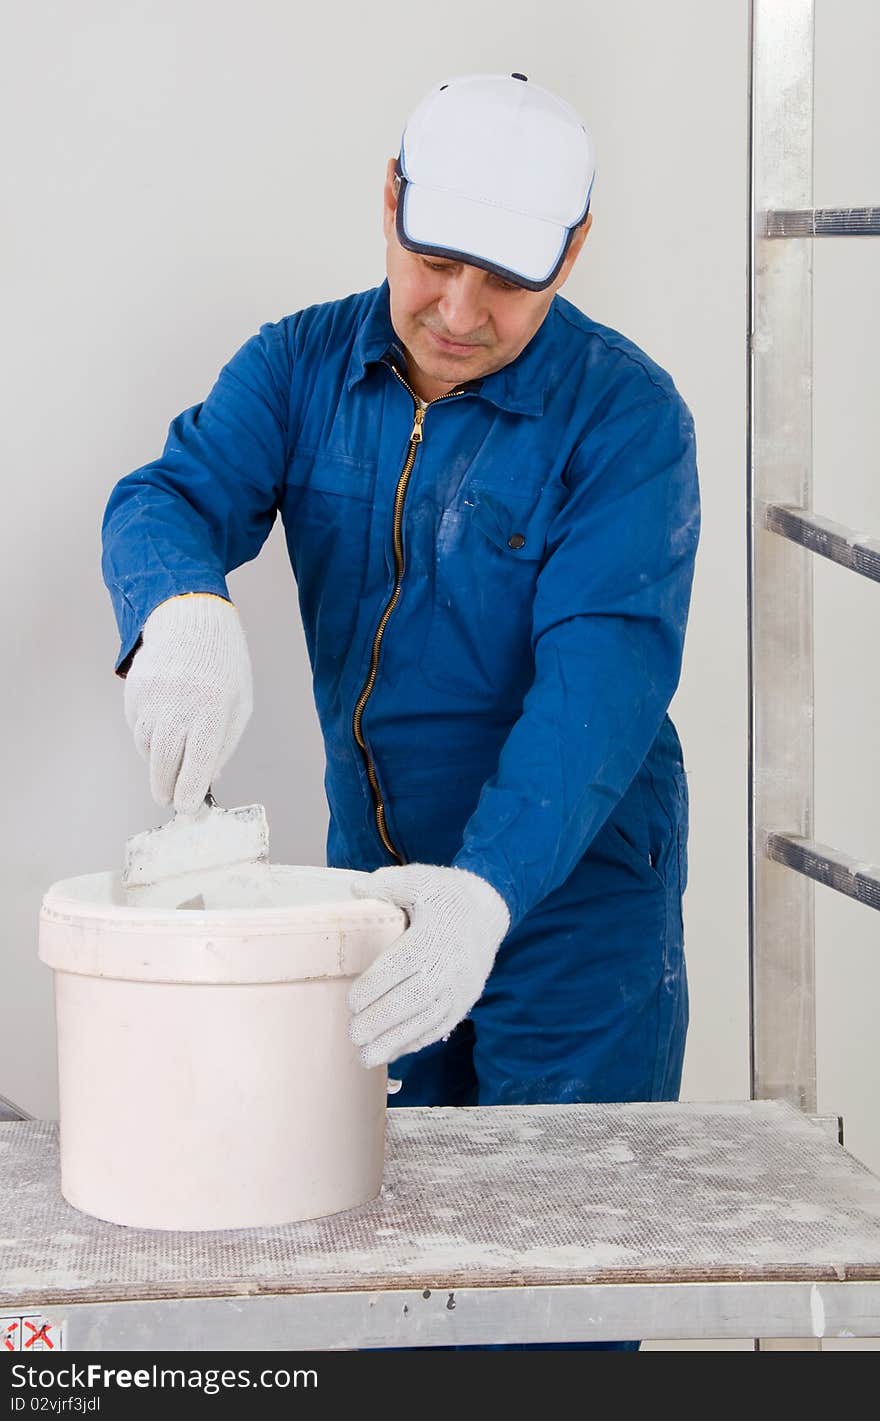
[1,1,877,1346]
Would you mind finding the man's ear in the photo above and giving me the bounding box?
[550,214,591,292]
[572,212,592,249]
[383,159,400,238]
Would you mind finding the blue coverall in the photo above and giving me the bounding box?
[103,278,700,1348]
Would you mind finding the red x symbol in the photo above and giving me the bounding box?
[3,1320,19,1351]
[24,1320,53,1350]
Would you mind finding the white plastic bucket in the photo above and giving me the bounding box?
[38,865,405,1231]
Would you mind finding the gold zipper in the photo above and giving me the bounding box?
[352,364,466,861]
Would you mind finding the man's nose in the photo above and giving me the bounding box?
[436,270,490,337]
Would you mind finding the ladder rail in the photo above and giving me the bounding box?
[748,0,817,1113]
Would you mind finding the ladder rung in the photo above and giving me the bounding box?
[764,833,880,912]
[763,207,880,237]
[763,504,880,583]
[0,1093,31,1122]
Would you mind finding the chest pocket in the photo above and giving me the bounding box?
[418,483,566,702]
[282,451,377,670]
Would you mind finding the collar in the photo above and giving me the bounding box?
[345,278,554,415]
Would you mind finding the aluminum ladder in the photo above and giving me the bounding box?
[749,0,880,1350]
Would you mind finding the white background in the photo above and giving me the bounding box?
[1,0,878,1349]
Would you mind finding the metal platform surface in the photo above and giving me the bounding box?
[2,1100,880,1349]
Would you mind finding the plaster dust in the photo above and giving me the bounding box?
[2,1101,880,1304]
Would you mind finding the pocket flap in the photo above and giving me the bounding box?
[470,486,564,562]
[287,450,376,501]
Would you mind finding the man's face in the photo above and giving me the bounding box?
[382,157,591,402]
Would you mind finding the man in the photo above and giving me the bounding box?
[102,74,700,1347]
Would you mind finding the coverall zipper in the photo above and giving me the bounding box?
[352,363,465,862]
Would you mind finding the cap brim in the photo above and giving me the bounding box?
[397,180,576,291]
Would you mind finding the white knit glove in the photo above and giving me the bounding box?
[123,594,253,814]
[347,864,511,1069]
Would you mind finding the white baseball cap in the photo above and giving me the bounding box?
[394,73,595,292]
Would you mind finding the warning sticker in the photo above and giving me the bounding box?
[1,1314,64,1351]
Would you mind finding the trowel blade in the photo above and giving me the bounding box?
[122,801,270,889]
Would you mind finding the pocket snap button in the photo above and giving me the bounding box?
[507,532,526,550]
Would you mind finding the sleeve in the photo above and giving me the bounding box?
[450,393,701,930]
[101,316,295,675]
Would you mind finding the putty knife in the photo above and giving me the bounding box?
[122,791,270,889]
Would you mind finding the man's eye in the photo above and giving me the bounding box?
[425,260,518,293]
